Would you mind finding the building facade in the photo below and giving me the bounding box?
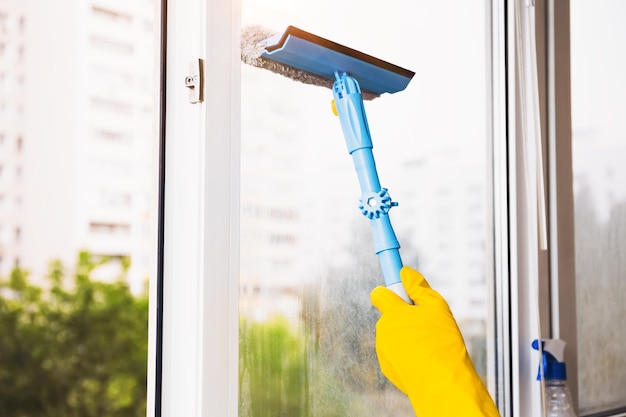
[0,0,157,292]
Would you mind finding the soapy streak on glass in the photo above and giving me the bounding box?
[571,0,626,413]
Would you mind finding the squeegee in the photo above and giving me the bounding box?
[241,25,415,303]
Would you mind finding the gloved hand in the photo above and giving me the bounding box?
[370,266,501,417]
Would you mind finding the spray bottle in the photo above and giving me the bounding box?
[532,339,578,417]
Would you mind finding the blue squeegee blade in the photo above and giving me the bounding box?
[261,26,414,95]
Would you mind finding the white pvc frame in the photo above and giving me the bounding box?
[490,0,516,414]
[508,0,544,415]
[147,0,241,415]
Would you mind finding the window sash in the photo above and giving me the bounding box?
[151,0,241,415]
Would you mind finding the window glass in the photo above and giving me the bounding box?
[240,1,495,415]
[0,1,158,416]
[571,1,626,413]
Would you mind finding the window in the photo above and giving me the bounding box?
[91,97,133,115]
[90,35,134,55]
[0,2,159,417]
[156,1,626,417]
[238,2,495,415]
[93,128,132,143]
[91,5,133,25]
[570,0,626,414]
[89,221,131,235]
[157,0,507,415]
[0,12,7,33]
[90,65,134,90]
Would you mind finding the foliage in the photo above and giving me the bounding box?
[239,317,315,417]
[0,251,148,417]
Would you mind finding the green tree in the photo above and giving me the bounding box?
[0,251,148,417]
[240,317,317,417]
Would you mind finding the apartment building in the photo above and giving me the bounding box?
[0,0,157,292]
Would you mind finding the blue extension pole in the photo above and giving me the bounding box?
[332,72,412,304]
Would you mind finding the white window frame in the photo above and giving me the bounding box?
[147,0,241,415]
[543,0,580,410]
[507,0,545,413]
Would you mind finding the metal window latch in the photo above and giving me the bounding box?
[185,58,204,104]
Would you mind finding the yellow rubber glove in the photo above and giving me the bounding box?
[370,266,501,417]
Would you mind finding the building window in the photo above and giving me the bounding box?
[91,97,132,115]
[0,12,7,34]
[90,35,134,55]
[91,5,133,25]
[94,128,131,143]
[89,222,131,235]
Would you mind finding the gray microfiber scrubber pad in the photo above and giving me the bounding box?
[240,25,277,67]
[241,25,334,90]
[240,25,379,100]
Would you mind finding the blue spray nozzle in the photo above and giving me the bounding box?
[532,339,567,381]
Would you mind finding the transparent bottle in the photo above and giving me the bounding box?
[545,379,577,417]
[533,339,578,417]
